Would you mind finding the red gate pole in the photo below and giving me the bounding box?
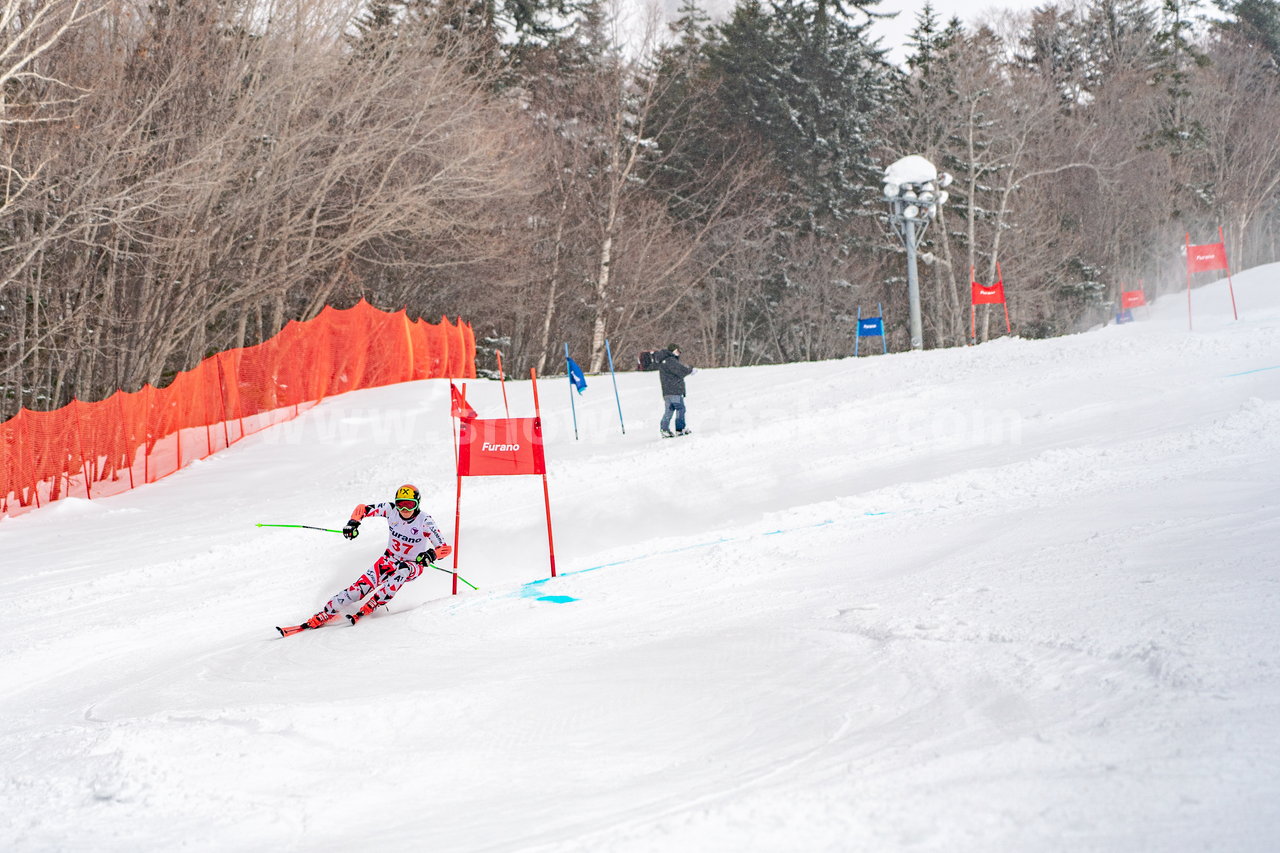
[496,350,510,418]
[448,383,477,596]
[1221,226,1239,321]
[1185,232,1194,332]
[1000,263,1011,333]
[451,383,469,596]
[452,472,462,596]
[449,385,460,478]
[530,368,557,578]
[969,266,977,344]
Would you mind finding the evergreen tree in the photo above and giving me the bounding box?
[666,0,714,67]
[899,3,965,152]
[349,2,404,62]
[904,2,963,76]
[896,5,970,346]
[1016,3,1091,107]
[1152,0,1212,153]
[1213,0,1280,63]
[706,0,894,250]
[647,0,721,211]
[347,0,594,76]
[1017,1,1162,105]
[698,0,895,359]
[1081,0,1160,79]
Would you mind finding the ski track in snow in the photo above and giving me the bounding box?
[2,270,1280,851]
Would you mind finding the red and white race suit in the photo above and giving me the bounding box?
[321,501,449,615]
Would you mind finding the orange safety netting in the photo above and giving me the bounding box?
[1,300,476,519]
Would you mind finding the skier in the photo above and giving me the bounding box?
[285,484,452,633]
[656,344,695,437]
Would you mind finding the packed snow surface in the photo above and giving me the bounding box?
[2,270,1279,852]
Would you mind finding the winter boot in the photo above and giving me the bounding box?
[305,610,335,629]
[676,428,692,436]
[660,429,675,438]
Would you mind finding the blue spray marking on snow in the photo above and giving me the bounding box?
[515,513,890,602]
[1225,365,1280,377]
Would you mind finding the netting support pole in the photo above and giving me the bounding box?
[74,401,92,500]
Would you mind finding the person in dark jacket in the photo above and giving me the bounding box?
[656,344,694,437]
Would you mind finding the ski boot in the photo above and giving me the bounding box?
[304,610,335,629]
[346,599,381,625]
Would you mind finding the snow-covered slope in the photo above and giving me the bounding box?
[2,270,1278,852]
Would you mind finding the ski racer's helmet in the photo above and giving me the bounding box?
[394,483,421,513]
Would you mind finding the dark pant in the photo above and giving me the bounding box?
[660,395,686,432]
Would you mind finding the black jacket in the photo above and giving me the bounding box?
[656,350,693,396]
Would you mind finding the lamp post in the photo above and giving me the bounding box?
[883,155,951,351]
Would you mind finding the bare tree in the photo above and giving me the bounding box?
[1183,35,1280,267]
[1,0,105,284]
[1,0,527,417]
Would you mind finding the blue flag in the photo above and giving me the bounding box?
[858,318,885,337]
[567,357,587,394]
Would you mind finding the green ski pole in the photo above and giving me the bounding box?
[398,557,478,591]
[256,523,343,534]
[428,563,479,590]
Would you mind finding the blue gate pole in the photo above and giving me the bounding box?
[605,339,626,435]
[879,303,887,354]
[855,306,862,357]
[564,342,579,441]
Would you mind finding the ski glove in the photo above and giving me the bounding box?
[416,548,437,566]
[342,519,360,540]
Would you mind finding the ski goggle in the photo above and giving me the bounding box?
[395,499,419,511]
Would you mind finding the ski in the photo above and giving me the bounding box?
[276,624,310,637]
